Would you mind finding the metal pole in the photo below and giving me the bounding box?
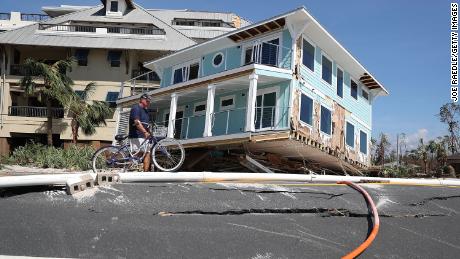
[225,110,230,134]
[186,117,190,139]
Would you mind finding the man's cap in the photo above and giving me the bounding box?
[140,94,151,101]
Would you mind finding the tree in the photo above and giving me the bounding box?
[417,138,429,175]
[20,58,75,146]
[374,133,391,167]
[438,103,460,154]
[67,82,113,144]
[427,140,437,172]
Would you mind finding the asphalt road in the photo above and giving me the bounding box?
[1,181,460,258]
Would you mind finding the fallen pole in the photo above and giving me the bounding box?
[0,173,95,188]
[119,172,460,187]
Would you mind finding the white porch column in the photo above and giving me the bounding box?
[203,83,216,137]
[245,73,258,132]
[167,93,178,138]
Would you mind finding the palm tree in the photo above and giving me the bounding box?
[20,58,75,146]
[417,138,429,175]
[67,82,113,144]
[427,140,437,172]
[438,103,460,154]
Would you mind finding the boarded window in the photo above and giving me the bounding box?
[337,68,343,98]
[300,94,313,126]
[320,106,332,135]
[302,39,315,71]
[346,122,355,147]
[351,80,358,99]
[360,131,368,154]
[322,55,332,84]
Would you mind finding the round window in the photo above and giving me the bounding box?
[213,53,224,67]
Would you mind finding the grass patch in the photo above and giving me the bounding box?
[1,142,95,171]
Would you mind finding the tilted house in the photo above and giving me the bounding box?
[116,7,388,173]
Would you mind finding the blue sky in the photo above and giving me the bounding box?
[2,0,452,149]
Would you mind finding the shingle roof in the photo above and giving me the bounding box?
[0,4,196,51]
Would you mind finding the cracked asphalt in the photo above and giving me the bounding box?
[1,182,460,258]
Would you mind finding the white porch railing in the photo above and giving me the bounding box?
[150,106,290,140]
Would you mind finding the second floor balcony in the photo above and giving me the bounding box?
[8,106,65,119]
[38,23,166,36]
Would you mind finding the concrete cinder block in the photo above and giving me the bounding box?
[66,174,95,195]
[96,172,120,186]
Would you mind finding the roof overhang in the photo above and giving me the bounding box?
[144,6,388,96]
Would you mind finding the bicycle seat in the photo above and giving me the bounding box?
[115,134,128,141]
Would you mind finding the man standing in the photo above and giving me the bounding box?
[129,94,152,171]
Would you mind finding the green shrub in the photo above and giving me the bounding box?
[2,142,95,171]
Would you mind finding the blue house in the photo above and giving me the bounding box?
[117,7,388,173]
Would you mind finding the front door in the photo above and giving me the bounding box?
[165,110,184,139]
[255,91,277,130]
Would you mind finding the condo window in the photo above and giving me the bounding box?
[302,39,315,71]
[362,89,369,100]
[173,68,183,84]
[106,92,119,108]
[346,122,355,148]
[320,106,332,135]
[107,51,122,67]
[360,131,368,154]
[351,79,358,99]
[110,1,119,12]
[244,47,253,65]
[322,55,332,84]
[75,49,89,66]
[337,68,343,98]
[300,93,313,126]
[189,63,199,80]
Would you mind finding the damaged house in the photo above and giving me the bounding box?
[115,7,389,174]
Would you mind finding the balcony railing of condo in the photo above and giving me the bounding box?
[8,106,65,119]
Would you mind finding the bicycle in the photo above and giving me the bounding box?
[91,123,185,173]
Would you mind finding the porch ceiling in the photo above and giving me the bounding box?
[147,73,290,109]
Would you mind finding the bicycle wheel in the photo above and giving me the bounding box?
[151,138,185,172]
[92,146,128,174]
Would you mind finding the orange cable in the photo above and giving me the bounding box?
[338,181,380,259]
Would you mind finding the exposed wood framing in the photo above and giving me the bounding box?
[359,73,383,90]
[228,18,286,42]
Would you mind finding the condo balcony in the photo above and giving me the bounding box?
[8,106,65,119]
[37,23,166,36]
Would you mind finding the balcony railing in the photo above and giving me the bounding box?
[38,24,166,36]
[21,14,49,22]
[0,13,11,20]
[8,106,65,119]
[152,106,290,140]
[131,70,160,82]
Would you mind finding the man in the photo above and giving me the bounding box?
[128,94,152,171]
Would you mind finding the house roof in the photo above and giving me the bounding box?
[145,7,389,96]
[0,3,196,51]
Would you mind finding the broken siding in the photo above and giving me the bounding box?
[298,38,372,128]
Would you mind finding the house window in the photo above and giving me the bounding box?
[302,39,315,71]
[322,55,332,84]
[351,79,358,99]
[244,46,254,65]
[220,96,235,110]
[106,91,119,108]
[110,1,119,12]
[107,50,122,67]
[299,93,313,126]
[346,122,355,148]
[362,89,369,100]
[360,131,368,154]
[172,61,200,84]
[337,68,343,98]
[74,49,89,66]
[320,106,332,135]
[194,102,206,115]
[75,90,85,99]
[213,53,224,67]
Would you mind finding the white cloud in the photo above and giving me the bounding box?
[387,128,430,152]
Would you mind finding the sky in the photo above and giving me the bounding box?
[1,0,453,149]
